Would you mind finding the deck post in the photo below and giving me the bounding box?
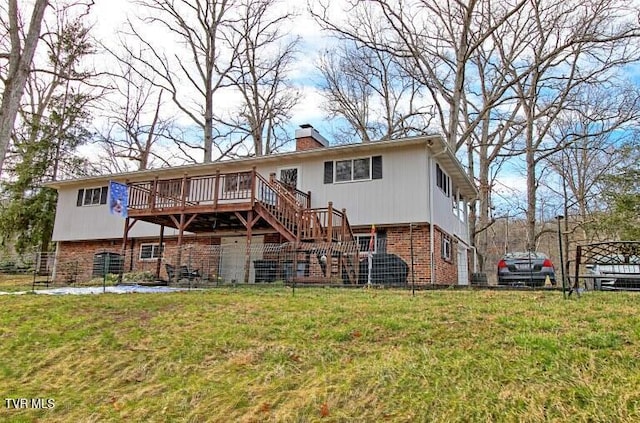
[327,202,333,242]
[307,191,311,208]
[244,210,254,284]
[174,213,186,284]
[251,166,257,207]
[150,177,158,209]
[296,210,302,242]
[341,208,347,242]
[213,170,220,208]
[155,224,165,280]
[121,217,130,258]
[180,172,188,210]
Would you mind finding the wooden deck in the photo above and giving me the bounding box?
[126,168,354,242]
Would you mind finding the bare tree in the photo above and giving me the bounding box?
[0,0,50,176]
[542,84,640,251]
[311,0,531,271]
[505,0,640,251]
[95,55,176,172]
[317,40,434,144]
[310,0,530,151]
[221,0,300,156]
[312,0,640,269]
[119,0,239,163]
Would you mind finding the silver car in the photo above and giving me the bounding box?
[587,256,640,290]
[497,252,556,287]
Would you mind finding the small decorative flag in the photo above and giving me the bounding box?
[109,181,128,218]
[368,224,376,252]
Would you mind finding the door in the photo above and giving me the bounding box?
[457,246,469,285]
[278,167,299,190]
[220,236,264,283]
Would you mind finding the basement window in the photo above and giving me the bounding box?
[441,232,452,262]
[355,233,377,254]
[139,243,163,261]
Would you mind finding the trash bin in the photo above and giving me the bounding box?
[471,272,488,286]
[253,259,277,283]
[358,254,408,285]
[93,252,123,277]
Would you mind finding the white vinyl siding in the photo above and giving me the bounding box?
[313,149,426,226]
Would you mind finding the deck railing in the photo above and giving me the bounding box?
[128,171,258,210]
[300,203,354,243]
[255,173,300,238]
[126,169,353,243]
[269,174,311,209]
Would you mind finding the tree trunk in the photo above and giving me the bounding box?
[0,0,49,175]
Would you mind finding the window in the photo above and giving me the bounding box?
[157,179,188,198]
[76,186,108,206]
[355,234,377,254]
[436,164,451,197]
[441,232,452,261]
[279,168,299,189]
[224,172,251,192]
[324,156,382,184]
[139,243,163,261]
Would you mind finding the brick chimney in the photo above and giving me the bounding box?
[295,124,329,151]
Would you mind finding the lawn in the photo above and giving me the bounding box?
[1,287,639,422]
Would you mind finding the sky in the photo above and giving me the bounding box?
[82,0,534,202]
[90,0,338,134]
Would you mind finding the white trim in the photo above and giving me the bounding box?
[277,166,301,189]
[139,243,163,261]
[441,232,452,261]
[354,233,377,256]
[334,156,373,183]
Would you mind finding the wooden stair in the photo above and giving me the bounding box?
[253,173,358,284]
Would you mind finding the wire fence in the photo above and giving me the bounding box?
[0,240,422,290]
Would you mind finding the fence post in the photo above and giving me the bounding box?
[103,249,108,293]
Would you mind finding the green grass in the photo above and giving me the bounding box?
[1,288,640,422]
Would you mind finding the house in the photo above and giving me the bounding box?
[46,125,478,285]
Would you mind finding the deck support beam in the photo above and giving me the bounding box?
[235,210,261,284]
[155,224,165,280]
